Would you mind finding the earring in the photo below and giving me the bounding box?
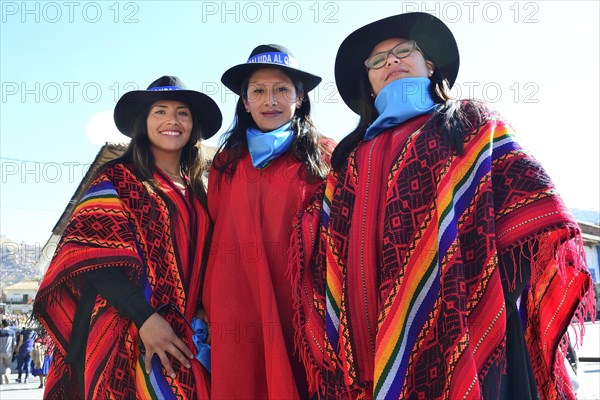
[428,70,433,76]
[370,93,375,98]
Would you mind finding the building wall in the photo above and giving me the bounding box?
[3,289,36,303]
[584,245,600,283]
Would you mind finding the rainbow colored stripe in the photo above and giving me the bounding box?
[75,180,123,213]
[134,355,179,400]
[323,174,341,352]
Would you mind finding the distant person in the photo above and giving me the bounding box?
[289,12,596,399]
[15,326,36,383]
[0,319,16,384]
[31,332,53,389]
[203,44,335,399]
[33,76,222,399]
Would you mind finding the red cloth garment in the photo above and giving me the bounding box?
[289,104,596,399]
[204,150,330,399]
[33,163,211,400]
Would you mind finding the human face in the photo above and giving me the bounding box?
[242,68,303,132]
[367,38,434,97]
[146,100,193,160]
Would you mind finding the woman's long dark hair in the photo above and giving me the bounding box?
[114,103,210,206]
[213,69,330,183]
[330,53,483,171]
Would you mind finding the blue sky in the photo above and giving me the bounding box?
[1,0,599,246]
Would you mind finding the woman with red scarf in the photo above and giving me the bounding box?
[33,76,221,399]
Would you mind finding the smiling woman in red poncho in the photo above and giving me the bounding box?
[33,76,222,399]
[203,44,335,399]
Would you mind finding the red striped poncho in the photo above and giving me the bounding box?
[33,163,210,399]
[289,103,595,399]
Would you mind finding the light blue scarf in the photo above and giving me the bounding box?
[364,77,436,141]
[246,122,294,169]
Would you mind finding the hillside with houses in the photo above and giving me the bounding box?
[0,235,40,286]
[0,235,41,314]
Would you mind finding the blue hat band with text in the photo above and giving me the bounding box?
[247,52,299,68]
[148,86,183,91]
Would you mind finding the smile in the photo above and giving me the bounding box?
[160,130,182,136]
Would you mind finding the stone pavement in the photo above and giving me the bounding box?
[571,321,600,400]
[0,371,44,400]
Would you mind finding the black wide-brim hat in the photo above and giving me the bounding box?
[114,76,223,139]
[221,44,322,95]
[335,12,459,114]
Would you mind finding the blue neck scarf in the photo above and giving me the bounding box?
[246,122,294,169]
[364,77,436,141]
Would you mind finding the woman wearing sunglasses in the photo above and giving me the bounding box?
[202,44,334,399]
[33,76,221,399]
[289,12,595,399]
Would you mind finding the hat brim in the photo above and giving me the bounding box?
[335,12,459,114]
[114,90,222,139]
[221,63,322,95]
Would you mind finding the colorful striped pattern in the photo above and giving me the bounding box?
[321,173,336,230]
[76,180,121,211]
[289,102,594,399]
[323,175,341,354]
[373,219,440,398]
[134,355,178,400]
[373,118,517,398]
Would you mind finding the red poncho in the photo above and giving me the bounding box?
[34,163,211,399]
[290,106,595,399]
[204,150,330,399]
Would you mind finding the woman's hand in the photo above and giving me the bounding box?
[138,313,194,377]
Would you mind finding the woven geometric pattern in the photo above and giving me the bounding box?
[34,163,210,399]
[289,102,595,399]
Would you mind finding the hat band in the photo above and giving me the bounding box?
[148,85,183,91]
[247,52,299,68]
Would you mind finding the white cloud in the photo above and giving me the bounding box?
[86,111,130,145]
